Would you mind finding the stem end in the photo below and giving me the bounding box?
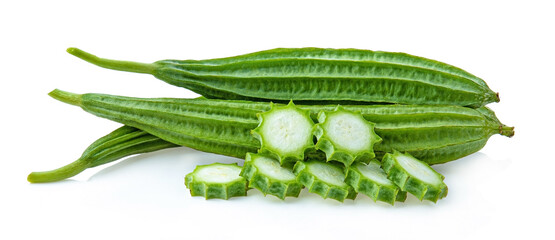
[66,47,156,74]
[48,89,82,107]
[28,158,89,183]
[500,125,515,138]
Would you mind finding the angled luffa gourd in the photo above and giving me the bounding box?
[49,90,514,165]
[67,48,498,108]
[27,125,179,183]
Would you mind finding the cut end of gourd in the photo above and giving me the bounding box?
[48,89,82,107]
[241,153,302,199]
[496,92,500,102]
[500,125,515,138]
[314,106,381,167]
[382,151,448,202]
[185,163,247,200]
[253,102,315,164]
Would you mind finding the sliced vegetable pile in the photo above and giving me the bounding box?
[29,47,514,204]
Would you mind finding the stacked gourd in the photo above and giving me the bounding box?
[28,48,513,204]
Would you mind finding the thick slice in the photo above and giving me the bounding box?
[185,163,247,200]
[345,161,407,205]
[28,126,179,183]
[382,151,448,202]
[240,153,302,199]
[293,160,356,202]
[251,102,315,165]
[313,106,382,167]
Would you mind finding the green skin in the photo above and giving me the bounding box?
[251,102,315,165]
[27,125,179,183]
[240,153,303,199]
[293,160,357,202]
[67,48,499,108]
[49,90,514,167]
[313,106,382,167]
[382,151,448,202]
[162,47,491,88]
[185,163,247,200]
[345,161,407,205]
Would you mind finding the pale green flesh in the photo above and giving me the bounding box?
[194,165,242,184]
[262,109,313,153]
[396,155,441,185]
[308,162,347,187]
[253,156,296,181]
[356,162,394,186]
[324,112,371,152]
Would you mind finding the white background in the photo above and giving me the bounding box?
[1,0,553,239]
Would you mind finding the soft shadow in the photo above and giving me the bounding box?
[27,178,79,185]
[88,147,240,181]
[432,152,490,175]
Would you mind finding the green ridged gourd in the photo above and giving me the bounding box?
[67,48,499,108]
[27,126,179,183]
[48,90,513,166]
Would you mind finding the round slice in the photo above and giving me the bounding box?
[240,153,303,199]
[185,163,247,200]
[345,161,407,205]
[382,151,448,202]
[251,101,315,165]
[293,160,356,202]
[313,106,382,167]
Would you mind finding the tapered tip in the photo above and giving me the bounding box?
[66,47,93,60]
[27,173,36,183]
[48,89,82,106]
[66,47,78,54]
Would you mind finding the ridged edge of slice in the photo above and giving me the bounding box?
[185,163,248,200]
[313,106,382,167]
[382,151,448,202]
[251,101,315,165]
[240,153,303,200]
[293,160,356,202]
[345,161,407,205]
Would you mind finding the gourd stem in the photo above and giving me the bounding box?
[27,158,89,183]
[500,125,515,137]
[67,48,156,74]
[48,89,82,106]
